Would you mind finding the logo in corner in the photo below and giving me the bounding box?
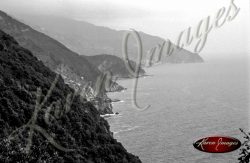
[193,136,241,153]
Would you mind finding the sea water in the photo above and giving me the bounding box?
[107,60,249,163]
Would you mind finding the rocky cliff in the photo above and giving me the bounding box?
[0,10,121,114]
[0,30,141,163]
[0,11,100,82]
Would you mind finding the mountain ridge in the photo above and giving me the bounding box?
[0,29,141,163]
[0,10,131,114]
[86,54,146,78]
[0,10,100,82]
[14,14,204,64]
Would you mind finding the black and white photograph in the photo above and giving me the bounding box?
[0,0,249,162]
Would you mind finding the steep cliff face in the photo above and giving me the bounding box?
[0,10,123,114]
[0,10,100,82]
[0,30,141,163]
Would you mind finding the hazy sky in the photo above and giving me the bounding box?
[0,0,249,60]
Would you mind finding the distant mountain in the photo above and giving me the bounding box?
[86,54,145,78]
[0,11,146,82]
[0,11,100,83]
[159,45,204,64]
[0,30,141,162]
[0,10,129,114]
[16,14,204,64]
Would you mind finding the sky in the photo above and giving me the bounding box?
[0,0,249,61]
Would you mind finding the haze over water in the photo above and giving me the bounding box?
[107,59,249,163]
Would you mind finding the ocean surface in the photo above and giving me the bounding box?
[107,60,249,163]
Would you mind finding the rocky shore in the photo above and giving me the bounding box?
[0,30,141,163]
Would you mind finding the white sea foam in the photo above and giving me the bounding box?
[113,126,140,135]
